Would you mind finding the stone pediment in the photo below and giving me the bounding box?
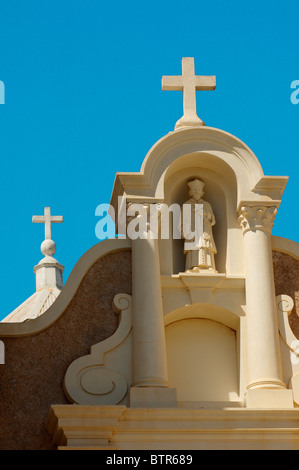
[110,126,288,214]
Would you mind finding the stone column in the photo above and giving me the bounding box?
[239,205,293,408]
[128,203,177,407]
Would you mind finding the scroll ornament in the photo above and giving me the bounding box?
[64,293,132,405]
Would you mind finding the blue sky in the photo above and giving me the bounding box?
[0,0,298,319]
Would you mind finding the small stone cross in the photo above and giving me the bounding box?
[32,207,63,240]
[162,57,216,128]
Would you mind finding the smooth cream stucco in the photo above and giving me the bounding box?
[165,318,239,403]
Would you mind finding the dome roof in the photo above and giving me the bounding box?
[2,286,61,323]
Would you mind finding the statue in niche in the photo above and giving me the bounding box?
[181,179,217,273]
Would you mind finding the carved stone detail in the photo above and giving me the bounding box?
[238,205,277,234]
[181,178,217,273]
[276,294,299,405]
[64,293,132,405]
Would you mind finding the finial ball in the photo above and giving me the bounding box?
[41,239,56,256]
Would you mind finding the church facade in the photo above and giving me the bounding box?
[1,58,299,450]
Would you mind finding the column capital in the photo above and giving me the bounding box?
[126,200,165,238]
[238,205,277,235]
[126,201,151,237]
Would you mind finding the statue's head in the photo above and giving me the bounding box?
[188,179,204,201]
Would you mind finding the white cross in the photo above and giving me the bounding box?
[32,207,63,240]
[162,57,216,127]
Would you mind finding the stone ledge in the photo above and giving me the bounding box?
[47,405,299,450]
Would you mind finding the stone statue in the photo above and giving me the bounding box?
[181,179,217,272]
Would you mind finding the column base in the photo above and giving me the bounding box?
[245,388,294,409]
[129,387,177,408]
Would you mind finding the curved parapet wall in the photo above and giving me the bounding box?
[272,235,299,261]
[272,236,299,340]
[0,238,131,337]
[0,238,132,450]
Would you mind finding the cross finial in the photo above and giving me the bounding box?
[33,207,63,257]
[162,57,216,129]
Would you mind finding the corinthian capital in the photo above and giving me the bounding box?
[238,205,277,234]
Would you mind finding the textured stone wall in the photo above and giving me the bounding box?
[0,249,132,450]
[273,251,299,339]
[0,249,298,450]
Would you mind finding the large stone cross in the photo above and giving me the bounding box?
[162,57,216,128]
[32,207,63,240]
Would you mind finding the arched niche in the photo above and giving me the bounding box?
[140,127,264,204]
[110,127,266,212]
[111,128,287,260]
[159,152,243,275]
[164,304,241,407]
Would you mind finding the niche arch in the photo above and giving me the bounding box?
[159,151,243,275]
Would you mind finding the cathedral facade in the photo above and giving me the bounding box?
[1,58,299,450]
